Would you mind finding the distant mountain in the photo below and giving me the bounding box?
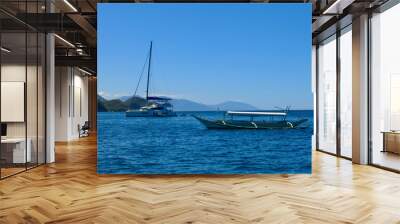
[97,94,259,112]
[119,96,131,101]
[97,95,146,112]
[212,101,258,111]
[170,99,212,111]
[124,96,147,109]
[170,99,258,111]
[97,95,107,112]
[103,99,126,112]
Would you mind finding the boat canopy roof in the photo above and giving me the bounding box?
[147,96,172,101]
[226,111,287,116]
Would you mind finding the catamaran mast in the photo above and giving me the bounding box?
[146,41,153,100]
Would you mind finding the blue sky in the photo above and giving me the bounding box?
[98,4,312,109]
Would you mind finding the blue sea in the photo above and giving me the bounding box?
[97,110,313,174]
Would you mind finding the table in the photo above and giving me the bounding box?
[1,138,31,163]
[382,131,400,154]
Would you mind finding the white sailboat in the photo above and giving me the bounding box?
[126,41,176,117]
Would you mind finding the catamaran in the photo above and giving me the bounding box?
[126,41,176,117]
[193,110,307,129]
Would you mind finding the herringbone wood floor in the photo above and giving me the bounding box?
[1,135,400,224]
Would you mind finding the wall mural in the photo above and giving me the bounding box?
[97,4,313,174]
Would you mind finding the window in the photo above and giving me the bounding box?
[0,2,46,179]
[370,3,400,171]
[317,35,337,154]
[339,26,352,158]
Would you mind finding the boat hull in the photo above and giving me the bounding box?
[193,115,307,129]
[126,110,176,117]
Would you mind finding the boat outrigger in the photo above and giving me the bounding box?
[193,110,307,129]
[126,41,176,117]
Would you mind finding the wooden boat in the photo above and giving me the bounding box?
[193,111,307,129]
[126,41,176,117]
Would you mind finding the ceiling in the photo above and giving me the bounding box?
[0,0,391,75]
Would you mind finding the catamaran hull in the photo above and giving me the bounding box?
[126,110,176,117]
[193,115,307,129]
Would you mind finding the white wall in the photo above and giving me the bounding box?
[55,66,70,141]
[55,67,89,141]
[1,65,27,140]
[1,65,41,137]
[1,82,25,122]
